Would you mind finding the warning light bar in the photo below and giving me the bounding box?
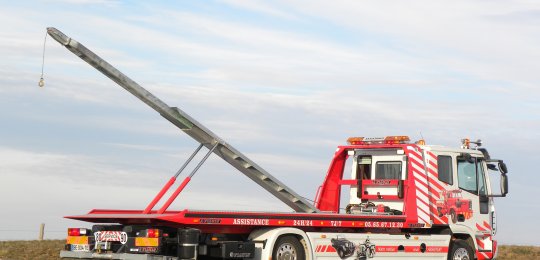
[347,136,410,145]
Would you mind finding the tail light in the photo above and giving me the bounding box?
[145,229,161,238]
[68,228,88,236]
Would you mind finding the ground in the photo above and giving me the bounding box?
[0,240,538,259]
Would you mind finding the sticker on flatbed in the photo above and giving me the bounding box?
[94,231,128,244]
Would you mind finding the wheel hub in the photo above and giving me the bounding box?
[276,243,297,260]
[453,248,470,260]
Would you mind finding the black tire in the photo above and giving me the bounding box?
[273,236,305,260]
[337,248,345,259]
[448,239,474,260]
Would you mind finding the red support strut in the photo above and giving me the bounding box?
[143,177,176,214]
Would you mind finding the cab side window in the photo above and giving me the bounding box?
[437,156,453,185]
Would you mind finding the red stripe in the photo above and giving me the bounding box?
[425,246,448,253]
[376,246,398,252]
[417,203,431,218]
[413,176,429,194]
[476,238,485,249]
[426,151,437,161]
[476,223,487,231]
[409,157,425,171]
[483,221,491,231]
[429,204,442,217]
[429,160,438,170]
[427,171,445,191]
[407,152,424,165]
[426,178,444,197]
[476,250,493,260]
[405,246,448,253]
[418,215,430,224]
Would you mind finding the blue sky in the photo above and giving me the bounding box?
[1,0,539,245]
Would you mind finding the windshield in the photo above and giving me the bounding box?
[457,159,477,194]
[457,157,488,195]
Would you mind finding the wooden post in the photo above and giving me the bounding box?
[38,223,45,241]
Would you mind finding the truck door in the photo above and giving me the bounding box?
[457,156,494,255]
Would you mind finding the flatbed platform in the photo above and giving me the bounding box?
[66,209,410,233]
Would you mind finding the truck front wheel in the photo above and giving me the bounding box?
[273,236,305,260]
[448,240,474,260]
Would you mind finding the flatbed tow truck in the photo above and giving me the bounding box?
[46,27,509,260]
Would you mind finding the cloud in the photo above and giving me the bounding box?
[49,0,120,6]
[218,0,299,20]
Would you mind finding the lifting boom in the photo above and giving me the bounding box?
[46,27,319,213]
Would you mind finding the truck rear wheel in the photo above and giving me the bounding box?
[448,240,474,260]
[273,236,305,260]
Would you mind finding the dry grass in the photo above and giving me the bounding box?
[0,240,538,259]
[0,240,64,260]
[497,245,540,260]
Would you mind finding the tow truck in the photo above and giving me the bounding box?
[45,27,509,260]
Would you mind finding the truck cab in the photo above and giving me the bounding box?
[314,136,509,259]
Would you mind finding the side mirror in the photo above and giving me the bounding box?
[487,164,498,171]
[501,174,508,196]
[499,161,508,174]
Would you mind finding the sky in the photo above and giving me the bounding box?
[0,0,539,245]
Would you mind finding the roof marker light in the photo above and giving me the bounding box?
[384,136,410,144]
[347,137,365,145]
[347,136,410,145]
[462,138,470,149]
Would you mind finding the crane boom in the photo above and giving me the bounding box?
[46,27,319,213]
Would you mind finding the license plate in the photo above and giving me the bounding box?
[71,244,90,252]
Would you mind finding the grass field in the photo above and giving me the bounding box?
[0,240,539,259]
